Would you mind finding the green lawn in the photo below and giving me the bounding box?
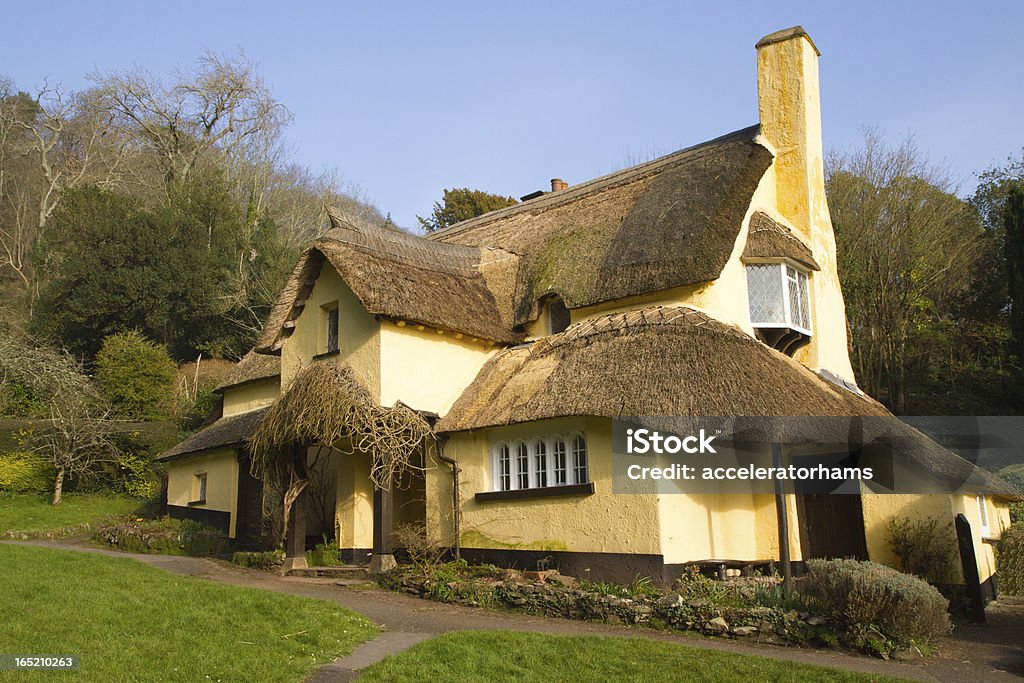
[0,492,140,534]
[0,544,377,681]
[357,631,908,683]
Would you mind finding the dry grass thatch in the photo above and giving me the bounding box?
[437,305,1018,498]
[255,214,524,353]
[432,125,773,324]
[742,211,821,270]
[213,351,280,393]
[157,407,270,462]
[248,362,432,490]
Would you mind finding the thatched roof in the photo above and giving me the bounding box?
[742,212,820,270]
[431,126,774,324]
[157,407,269,462]
[214,351,280,393]
[437,306,1018,498]
[256,212,523,351]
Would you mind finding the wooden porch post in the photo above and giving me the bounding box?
[283,449,308,573]
[369,485,396,574]
[772,443,793,598]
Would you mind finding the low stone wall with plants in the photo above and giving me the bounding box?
[378,558,950,659]
[93,516,229,556]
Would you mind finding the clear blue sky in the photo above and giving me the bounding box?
[4,1,1023,230]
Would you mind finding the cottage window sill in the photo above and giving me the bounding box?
[187,499,207,506]
[313,349,341,361]
[982,536,999,544]
[474,482,595,503]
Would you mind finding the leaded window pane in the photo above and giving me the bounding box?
[517,442,530,489]
[534,441,548,488]
[572,435,588,484]
[747,263,785,324]
[553,440,567,485]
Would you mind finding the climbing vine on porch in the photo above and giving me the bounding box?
[249,362,434,491]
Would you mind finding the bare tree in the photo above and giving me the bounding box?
[89,50,292,193]
[0,331,121,504]
[826,130,985,412]
[0,80,131,310]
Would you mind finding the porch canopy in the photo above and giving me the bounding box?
[249,361,433,571]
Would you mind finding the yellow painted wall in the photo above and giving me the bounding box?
[861,493,953,573]
[281,264,380,399]
[433,417,662,555]
[221,378,280,417]
[166,448,239,537]
[379,323,496,415]
[335,447,375,550]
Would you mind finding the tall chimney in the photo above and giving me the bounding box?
[755,26,823,240]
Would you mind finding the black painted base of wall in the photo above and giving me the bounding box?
[341,548,373,565]
[457,548,805,585]
[460,548,668,584]
[167,504,231,535]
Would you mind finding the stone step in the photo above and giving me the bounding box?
[286,566,370,579]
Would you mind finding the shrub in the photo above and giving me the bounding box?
[306,536,341,567]
[887,515,958,584]
[393,521,444,578]
[803,558,950,649]
[114,452,159,499]
[997,524,1024,595]
[95,331,177,420]
[232,550,285,570]
[0,451,55,493]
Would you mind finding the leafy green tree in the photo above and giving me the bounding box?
[1004,187,1024,361]
[31,173,294,360]
[95,331,177,420]
[417,187,517,232]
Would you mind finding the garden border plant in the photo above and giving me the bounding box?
[376,557,951,658]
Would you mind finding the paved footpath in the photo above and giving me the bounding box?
[10,540,1024,682]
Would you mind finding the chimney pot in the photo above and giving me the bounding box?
[551,178,563,192]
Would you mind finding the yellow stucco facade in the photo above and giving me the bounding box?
[221,377,279,417]
[166,447,240,538]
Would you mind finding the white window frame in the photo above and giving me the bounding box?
[977,495,991,537]
[490,432,589,492]
[746,260,813,336]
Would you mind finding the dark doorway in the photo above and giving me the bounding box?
[797,493,869,560]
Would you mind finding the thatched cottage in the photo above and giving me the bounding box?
[159,27,1018,589]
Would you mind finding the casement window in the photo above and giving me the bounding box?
[325,304,340,353]
[193,473,207,504]
[977,495,991,537]
[746,261,812,354]
[492,433,588,492]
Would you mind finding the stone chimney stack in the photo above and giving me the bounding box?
[755,26,824,240]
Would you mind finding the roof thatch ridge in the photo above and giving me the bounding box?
[429,124,762,241]
[157,406,270,462]
[255,217,524,352]
[214,351,280,393]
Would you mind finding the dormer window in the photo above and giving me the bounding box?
[746,262,812,355]
[545,295,571,335]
